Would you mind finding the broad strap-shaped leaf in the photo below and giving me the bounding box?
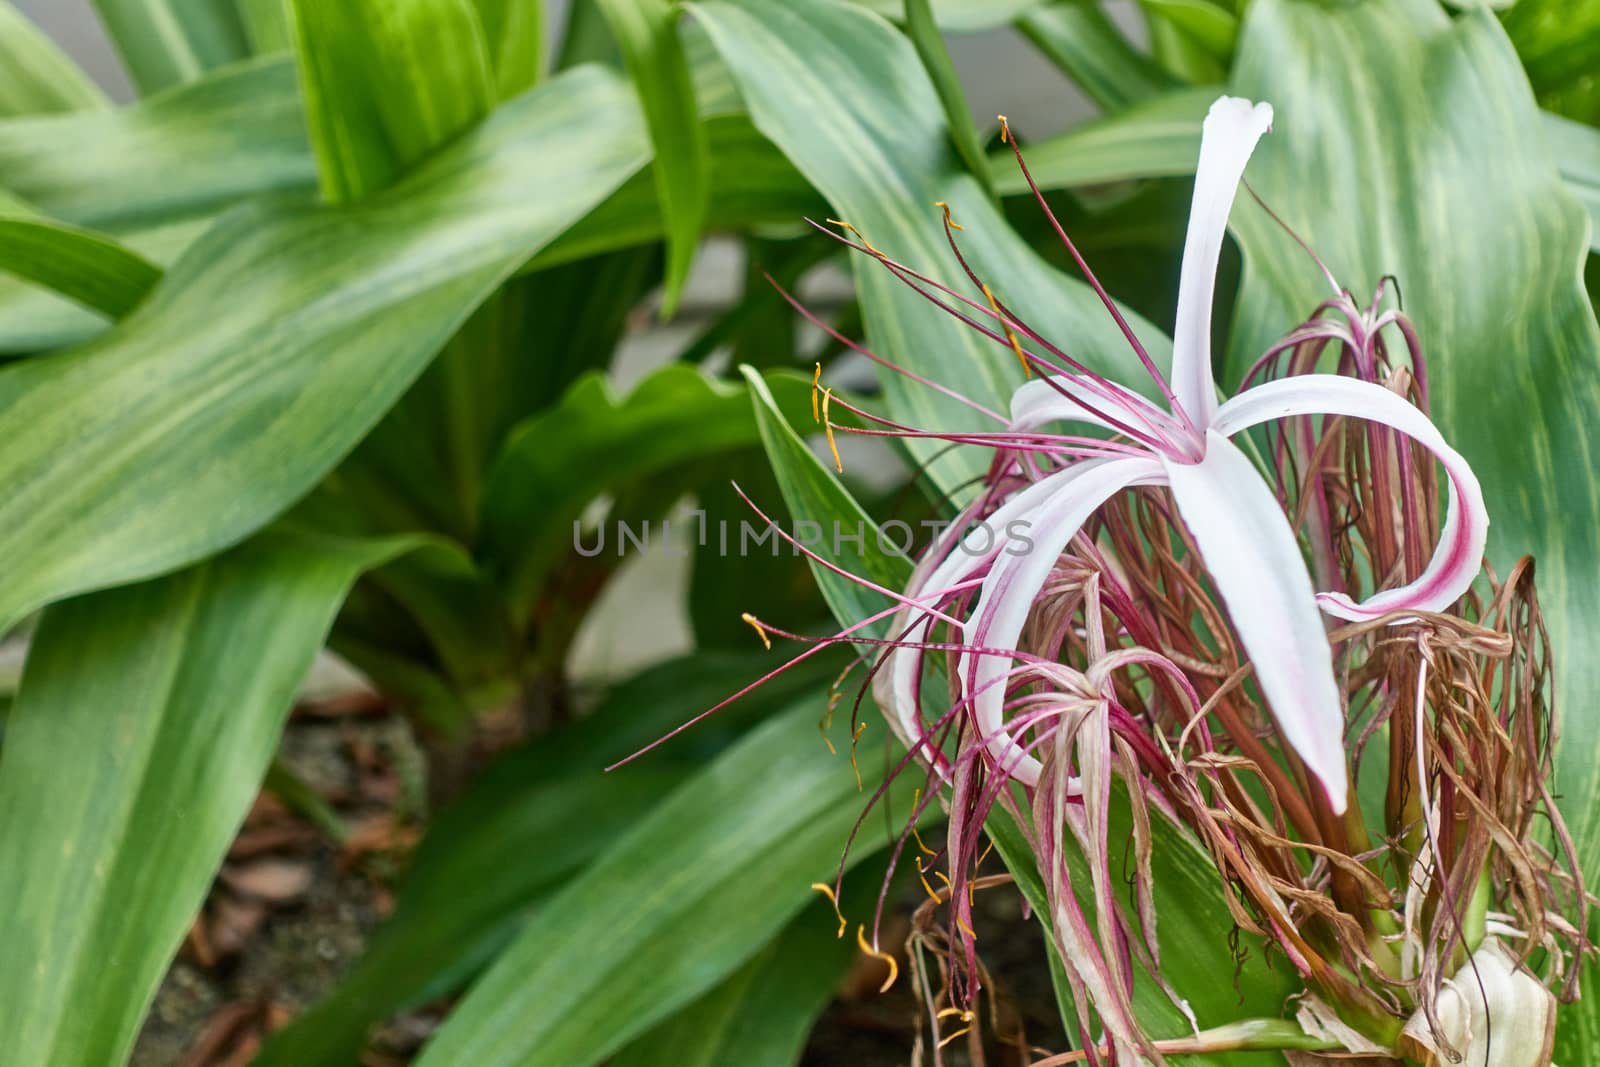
[0,214,161,317]
[0,1,108,115]
[990,86,1212,195]
[0,526,412,1067]
[238,0,291,53]
[1223,1,1600,1053]
[256,651,837,1066]
[0,58,313,231]
[479,364,812,617]
[608,895,859,1067]
[691,0,1170,499]
[471,0,544,98]
[90,0,252,94]
[411,696,913,1067]
[0,66,648,636]
[288,0,496,203]
[1501,0,1600,125]
[1018,1,1176,112]
[596,0,709,314]
[1544,110,1600,252]
[1136,0,1237,60]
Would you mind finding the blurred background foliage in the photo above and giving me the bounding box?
[0,0,1596,1064]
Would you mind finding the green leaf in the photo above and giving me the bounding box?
[608,895,858,1067]
[1018,2,1175,112]
[0,214,161,317]
[239,0,291,53]
[0,66,648,636]
[288,0,497,203]
[690,0,1170,500]
[257,650,836,1066]
[1221,2,1600,1052]
[0,58,314,231]
[1135,0,1237,60]
[472,0,544,97]
[990,86,1213,195]
[905,0,995,200]
[1545,110,1600,252]
[0,525,411,1067]
[1501,0,1600,125]
[596,0,710,314]
[412,696,912,1067]
[479,364,813,617]
[853,0,1042,31]
[90,0,252,94]
[0,1,109,115]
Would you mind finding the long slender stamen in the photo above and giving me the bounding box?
[997,115,1185,424]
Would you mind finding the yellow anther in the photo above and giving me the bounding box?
[811,882,848,938]
[821,388,843,473]
[933,870,953,891]
[916,858,942,904]
[848,720,867,791]
[937,1024,973,1049]
[826,217,884,257]
[937,1007,975,1022]
[982,283,1032,379]
[998,114,1011,144]
[934,200,964,231]
[956,914,978,941]
[811,362,822,423]
[975,838,995,869]
[741,612,772,651]
[856,924,899,993]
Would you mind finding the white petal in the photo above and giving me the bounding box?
[1171,96,1274,429]
[963,457,1166,785]
[1214,375,1488,620]
[1163,430,1347,813]
[1010,373,1185,443]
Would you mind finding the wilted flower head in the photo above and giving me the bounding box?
[633,96,1588,1065]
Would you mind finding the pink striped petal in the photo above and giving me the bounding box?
[1010,373,1188,445]
[1171,97,1274,429]
[1213,375,1488,621]
[963,457,1167,786]
[1163,430,1348,813]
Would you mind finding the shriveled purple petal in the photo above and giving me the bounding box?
[1213,375,1488,621]
[1162,430,1348,813]
[1171,97,1274,429]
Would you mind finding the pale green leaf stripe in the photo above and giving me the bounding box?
[0,526,414,1067]
[609,898,856,1067]
[990,85,1213,194]
[0,66,648,635]
[90,0,252,94]
[1018,1,1176,111]
[239,0,291,53]
[289,0,496,203]
[0,57,314,230]
[414,699,914,1067]
[0,215,161,317]
[1222,3,1600,1053]
[692,0,1170,501]
[597,0,710,314]
[0,1,108,115]
[1543,110,1600,252]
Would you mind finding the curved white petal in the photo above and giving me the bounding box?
[1214,375,1488,621]
[1010,374,1185,443]
[1164,431,1348,813]
[885,466,1086,756]
[1171,96,1274,429]
[963,457,1167,786]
